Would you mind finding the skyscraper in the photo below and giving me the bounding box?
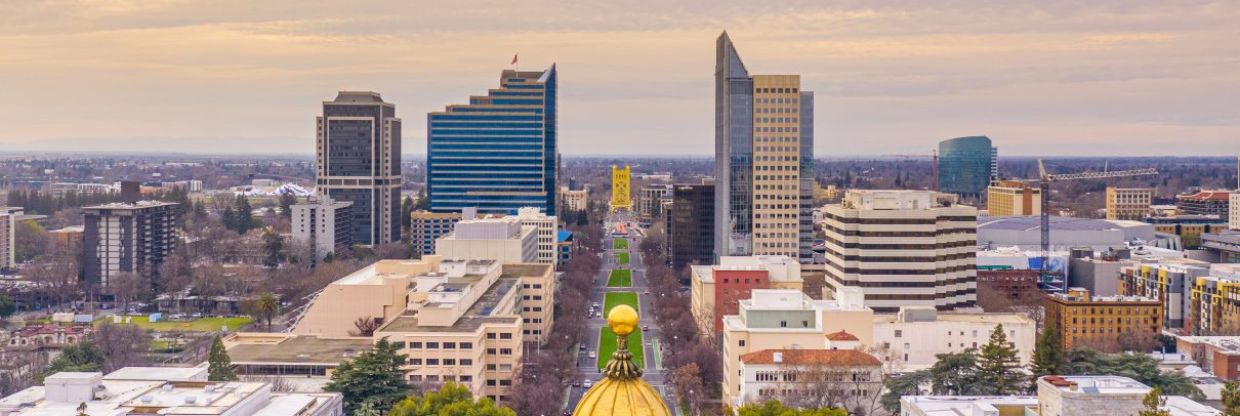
[937,136,994,200]
[715,32,814,263]
[316,91,402,246]
[427,65,558,216]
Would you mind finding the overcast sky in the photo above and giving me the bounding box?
[2,0,1238,157]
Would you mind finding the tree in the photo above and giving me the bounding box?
[93,322,151,372]
[41,341,106,382]
[278,191,297,220]
[388,382,516,416]
[732,400,847,416]
[401,195,414,233]
[1222,381,1240,416]
[350,316,379,337]
[928,351,981,395]
[1031,320,1066,379]
[262,230,285,268]
[881,371,929,414]
[323,338,410,414]
[975,325,1026,395]
[76,402,88,416]
[0,295,16,320]
[1139,386,1171,416]
[1064,347,1204,401]
[671,363,705,416]
[255,292,279,331]
[208,336,238,381]
[108,272,149,313]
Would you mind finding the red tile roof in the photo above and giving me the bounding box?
[739,349,881,367]
[825,330,859,341]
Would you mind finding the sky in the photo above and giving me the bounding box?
[2,0,1238,157]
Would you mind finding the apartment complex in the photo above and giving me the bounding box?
[1177,190,1231,223]
[411,210,462,256]
[637,184,672,227]
[872,307,1035,371]
[514,207,559,266]
[291,197,353,263]
[1188,265,1240,336]
[719,289,875,407]
[0,367,342,416]
[669,183,715,271]
[715,32,814,263]
[1043,288,1163,352]
[820,190,979,313]
[427,66,558,216]
[986,180,1041,216]
[0,207,18,271]
[560,187,588,213]
[1119,259,1213,331]
[691,255,804,333]
[81,201,180,287]
[315,91,402,246]
[938,136,995,201]
[1106,187,1153,221]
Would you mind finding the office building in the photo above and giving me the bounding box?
[1145,215,1227,249]
[937,136,994,200]
[427,66,558,216]
[720,289,875,407]
[315,91,402,246]
[690,255,804,333]
[435,217,538,264]
[734,348,882,409]
[986,180,1041,216]
[291,197,353,263]
[514,207,559,266]
[715,32,814,263]
[1107,187,1153,221]
[669,183,715,271]
[1177,190,1231,223]
[637,184,672,227]
[560,187,588,213]
[0,367,342,416]
[1044,288,1162,352]
[0,207,18,271]
[1119,259,1213,331]
[820,190,978,313]
[873,307,1034,371]
[411,210,462,256]
[81,201,180,287]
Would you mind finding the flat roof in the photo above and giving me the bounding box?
[228,335,373,365]
[874,312,1032,325]
[979,215,1141,232]
[378,278,520,333]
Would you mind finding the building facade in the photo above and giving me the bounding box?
[411,210,462,256]
[937,136,994,201]
[316,91,402,246]
[427,66,558,216]
[872,307,1035,371]
[515,207,559,266]
[734,349,882,410]
[1119,259,1212,331]
[669,183,715,271]
[1231,193,1240,231]
[820,190,979,313]
[81,201,180,287]
[690,256,804,333]
[291,197,353,263]
[560,187,588,213]
[1177,190,1231,223]
[1145,215,1227,249]
[1044,288,1163,352]
[1187,265,1240,336]
[1106,187,1153,221]
[986,180,1041,216]
[434,217,538,264]
[0,207,18,271]
[637,184,672,227]
[715,32,814,263]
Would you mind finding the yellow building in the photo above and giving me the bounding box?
[986,180,1041,216]
[1145,215,1228,249]
[750,75,805,258]
[610,164,631,212]
[1106,187,1153,221]
[1043,288,1162,352]
[1189,265,1240,336]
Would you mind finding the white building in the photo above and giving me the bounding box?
[873,307,1035,372]
[291,197,353,263]
[0,367,342,416]
[901,375,1219,416]
[736,348,882,411]
[435,217,537,263]
[560,187,588,213]
[0,208,17,271]
[515,207,559,266]
[820,190,979,312]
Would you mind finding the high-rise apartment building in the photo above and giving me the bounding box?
[1043,288,1162,352]
[1177,190,1232,224]
[291,197,353,263]
[1106,187,1153,221]
[559,187,588,213]
[821,190,978,313]
[1119,259,1213,332]
[0,207,19,271]
[1188,265,1240,336]
[937,136,994,201]
[81,201,181,287]
[669,183,715,271]
[427,66,558,216]
[715,32,814,263]
[986,180,1041,216]
[411,210,463,256]
[316,91,402,246]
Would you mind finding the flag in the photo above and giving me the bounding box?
[511,53,518,65]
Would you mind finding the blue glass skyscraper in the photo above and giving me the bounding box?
[938,135,995,200]
[427,65,558,216]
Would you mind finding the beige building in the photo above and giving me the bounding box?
[750,75,806,259]
[560,187,588,213]
[720,289,874,406]
[0,207,17,271]
[690,255,804,333]
[872,307,1035,371]
[515,207,559,266]
[901,375,1218,416]
[1106,187,1153,221]
[820,190,979,313]
[1231,192,1240,230]
[411,210,462,256]
[986,180,1041,216]
[435,217,537,263]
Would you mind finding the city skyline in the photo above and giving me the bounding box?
[3,1,1239,157]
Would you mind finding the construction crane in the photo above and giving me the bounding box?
[1014,160,1158,291]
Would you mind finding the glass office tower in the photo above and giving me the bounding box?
[427,65,558,216]
[938,136,994,200]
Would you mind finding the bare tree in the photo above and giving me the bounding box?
[349,316,379,337]
[93,322,152,372]
[108,272,150,313]
[672,363,706,416]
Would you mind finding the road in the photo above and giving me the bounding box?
[564,214,679,414]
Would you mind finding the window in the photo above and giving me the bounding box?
[426,359,440,365]
[487,333,497,339]
[487,348,497,355]
[410,358,423,365]
[410,342,423,348]
[487,379,497,386]
[894,330,902,338]
[739,340,746,347]
[443,342,456,349]
[460,342,473,350]
[427,342,440,349]
[500,348,513,355]
[500,333,513,339]
[443,359,456,366]
[460,359,473,366]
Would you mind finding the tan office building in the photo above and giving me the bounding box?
[1106,187,1153,221]
[750,75,806,259]
[987,180,1041,216]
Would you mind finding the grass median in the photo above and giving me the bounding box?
[615,252,630,265]
[613,238,628,250]
[607,269,633,287]
[598,291,644,368]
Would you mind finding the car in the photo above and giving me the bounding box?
[579,343,587,351]
[572,379,581,387]
[583,380,593,389]
[642,325,649,332]
[643,290,650,295]
[588,351,596,359]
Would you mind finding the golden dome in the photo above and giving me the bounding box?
[572,306,672,416]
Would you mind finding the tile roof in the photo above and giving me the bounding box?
[739,349,881,366]
[825,330,859,341]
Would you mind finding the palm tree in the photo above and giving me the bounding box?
[256,292,279,331]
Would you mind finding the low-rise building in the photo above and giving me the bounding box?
[1173,336,1240,381]
[1177,190,1231,223]
[900,375,1220,416]
[691,255,804,333]
[6,325,92,350]
[0,367,343,416]
[1044,288,1163,352]
[291,197,353,263]
[1202,231,1240,263]
[734,348,882,410]
[1106,187,1154,221]
[987,180,1041,216]
[1145,214,1228,249]
[435,217,537,263]
[899,396,1039,416]
[872,307,1035,372]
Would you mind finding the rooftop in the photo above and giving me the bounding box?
[899,396,1038,416]
[331,91,384,103]
[227,334,374,365]
[979,215,1144,232]
[739,349,881,366]
[825,330,859,341]
[82,200,179,210]
[377,277,519,333]
[1041,375,1150,395]
[1178,190,1232,201]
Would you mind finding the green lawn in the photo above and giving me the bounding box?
[607,269,633,287]
[598,325,644,369]
[603,291,639,316]
[97,316,253,332]
[615,252,630,265]
[613,238,628,250]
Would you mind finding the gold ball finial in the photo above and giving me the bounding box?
[608,304,638,336]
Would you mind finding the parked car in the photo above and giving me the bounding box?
[579,343,587,351]
[642,325,649,332]
[583,380,593,389]
[588,351,596,359]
